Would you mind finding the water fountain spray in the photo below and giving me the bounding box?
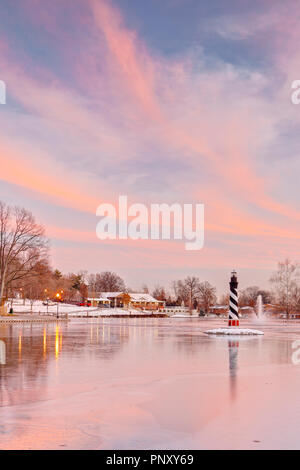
[256,294,264,320]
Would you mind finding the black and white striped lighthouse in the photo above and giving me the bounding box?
[229,270,239,327]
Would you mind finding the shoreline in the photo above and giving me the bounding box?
[0,315,69,323]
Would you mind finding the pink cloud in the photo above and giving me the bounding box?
[0,0,299,286]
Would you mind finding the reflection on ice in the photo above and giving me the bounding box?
[0,339,5,365]
[0,318,300,449]
[228,339,239,401]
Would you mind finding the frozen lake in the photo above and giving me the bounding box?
[1,317,300,450]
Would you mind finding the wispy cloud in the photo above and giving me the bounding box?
[0,0,299,290]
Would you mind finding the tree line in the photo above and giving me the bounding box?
[0,201,299,316]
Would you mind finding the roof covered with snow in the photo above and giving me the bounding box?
[128,293,162,302]
[87,297,111,302]
[94,292,163,303]
[99,292,123,299]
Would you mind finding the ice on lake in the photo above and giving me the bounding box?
[1,317,300,450]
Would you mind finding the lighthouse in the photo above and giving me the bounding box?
[205,270,264,335]
[229,270,239,327]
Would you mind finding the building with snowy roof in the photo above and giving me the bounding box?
[87,292,165,310]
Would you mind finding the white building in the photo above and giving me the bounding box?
[87,292,165,310]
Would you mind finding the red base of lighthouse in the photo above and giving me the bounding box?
[228,319,239,327]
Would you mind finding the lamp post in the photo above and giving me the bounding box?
[44,289,49,315]
[56,293,60,319]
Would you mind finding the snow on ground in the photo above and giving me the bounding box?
[205,328,264,335]
[8,300,93,315]
[171,314,199,318]
[67,308,154,317]
[7,300,157,317]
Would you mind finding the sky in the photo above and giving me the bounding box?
[0,0,299,295]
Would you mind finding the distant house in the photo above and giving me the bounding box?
[87,296,111,308]
[209,305,254,316]
[209,305,228,316]
[87,292,165,310]
[162,306,196,316]
[240,306,255,316]
[87,292,122,308]
[263,304,282,316]
[263,303,300,318]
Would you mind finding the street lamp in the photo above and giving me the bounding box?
[56,293,60,319]
[44,289,48,315]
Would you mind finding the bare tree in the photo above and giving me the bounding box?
[270,259,300,318]
[239,286,260,307]
[173,277,201,311]
[152,285,167,301]
[197,281,217,314]
[87,273,97,301]
[185,277,201,311]
[239,286,273,307]
[19,259,51,309]
[79,282,88,302]
[173,280,187,304]
[0,202,49,306]
[94,271,126,292]
[65,271,88,301]
[292,286,300,312]
[219,293,230,305]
